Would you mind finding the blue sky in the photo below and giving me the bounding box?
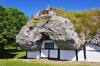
[0,0,100,17]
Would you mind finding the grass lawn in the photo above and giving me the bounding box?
[0,59,91,66]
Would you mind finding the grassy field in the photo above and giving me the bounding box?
[0,59,92,66]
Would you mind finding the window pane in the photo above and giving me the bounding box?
[44,42,54,49]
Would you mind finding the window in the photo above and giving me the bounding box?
[44,42,54,49]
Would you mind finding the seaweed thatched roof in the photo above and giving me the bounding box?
[16,8,85,51]
[90,32,100,46]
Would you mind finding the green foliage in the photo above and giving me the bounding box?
[0,47,25,59]
[0,6,28,49]
[32,18,39,24]
[55,8,65,16]
[44,16,51,22]
[41,8,55,15]
[32,15,51,24]
[55,8,100,37]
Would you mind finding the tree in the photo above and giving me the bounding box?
[0,6,28,49]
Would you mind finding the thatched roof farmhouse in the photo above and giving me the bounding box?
[16,8,100,62]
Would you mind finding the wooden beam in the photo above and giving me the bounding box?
[75,49,78,61]
[26,51,27,59]
[48,49,50,59]
[39,49,41,58]
[83,44,86,60]
[58,49,60,59]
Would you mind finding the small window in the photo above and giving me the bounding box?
[44,42,54,49]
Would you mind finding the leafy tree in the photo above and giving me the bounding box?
[0,6,27,49]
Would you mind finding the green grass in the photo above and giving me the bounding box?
[14,51,26,59]
[0,59,90,66]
